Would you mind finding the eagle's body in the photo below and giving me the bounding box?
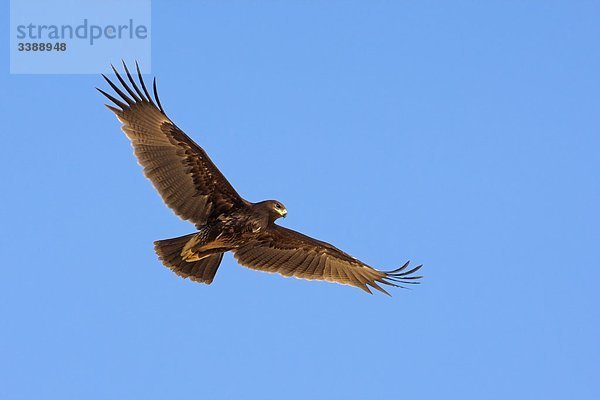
[98,63,422,295]
[180,201,278,262]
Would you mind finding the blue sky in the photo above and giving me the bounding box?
[1,1,599,399]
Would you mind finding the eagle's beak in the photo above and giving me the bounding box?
[282,209,287,218]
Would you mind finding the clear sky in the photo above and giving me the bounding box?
[1,1,599,399]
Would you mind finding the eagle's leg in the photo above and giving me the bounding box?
[180,233,207,261]
[154,232,226,284]
[180,225,232,262]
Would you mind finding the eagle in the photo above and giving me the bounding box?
[98,62,422,295]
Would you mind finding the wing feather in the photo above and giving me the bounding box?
[302,254,322,278]
[98,63,246,226]
[232,225,422,295]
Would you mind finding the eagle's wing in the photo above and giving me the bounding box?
[98,63,246,227]
[232,225,422,295]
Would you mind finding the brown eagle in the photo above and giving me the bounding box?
[98,62,422,295]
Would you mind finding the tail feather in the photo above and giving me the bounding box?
[154,234,224,284]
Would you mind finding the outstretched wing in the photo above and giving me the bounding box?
[98,62,246,227]
[232,225,422,295]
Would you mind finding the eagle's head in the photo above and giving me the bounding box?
[270,200,287,219]
[257,200,287,221]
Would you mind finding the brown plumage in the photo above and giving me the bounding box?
[98,62,422,295]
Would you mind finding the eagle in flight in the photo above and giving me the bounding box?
[98,62,422,295]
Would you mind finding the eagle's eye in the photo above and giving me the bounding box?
[275,203,281,209]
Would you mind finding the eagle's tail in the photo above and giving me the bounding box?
[154,234,224,284]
